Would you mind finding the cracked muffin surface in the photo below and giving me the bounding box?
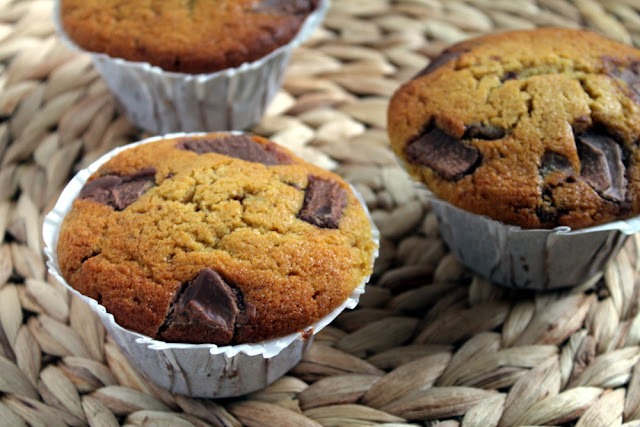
[59,0,320,73]
[388,28,640,229]
[56,133,377,345]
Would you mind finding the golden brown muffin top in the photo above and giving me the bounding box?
[59,0,320,73]
[388,28,640,229]
[56,133,376,345]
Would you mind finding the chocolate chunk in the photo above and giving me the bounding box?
[573,115,592,134]
[165,269,239,338]
[537,155,575,224]
[79,168,156,210]
[540,151,574,176]
[176,135,291,165]
[535,206,557,224]
[253,0,315,15]
[464,124,506,140]
[406,128,481,180]
[161,268,257,344]
[501,71,518,82]
[79,175,121,205]
[577,133,627,202]
[413,48,468,79]
[298,175,347,229]
[605,59,640,102]
[535,187,566,224]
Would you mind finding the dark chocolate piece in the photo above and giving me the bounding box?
[606,59,640,102]
[464,124,506,140]
[79,168,156,211]
[253,0,314,15]
[536,155,575,223]
[78,175,122,206]
[413,48,468,79]
[577,133,627,202]
[535,206,557,224]
[572,115,592,134]
[501,71,518,82]
[405,128,481,180]
[161,268,256,344]
[298,175,347,229]
[168,268,239,333]
[540,151,574,176]
[535,186,569,224]
[176,134,290,165]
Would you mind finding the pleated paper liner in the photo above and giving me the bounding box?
[3,0,640,425]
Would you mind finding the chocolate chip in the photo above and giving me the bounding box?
[541,151,574,176]
[605,58,640,102]
[298,175,347,229]
[535,206,557,224]
[79,168,156,211]
[577,133,627,202]
[501,71,518,82]
[464,124,506,140]
[535,187,565,224]
[405,128,482,180]
[252,0,315,15]
[536,153,576,224]
[573,115,592,134]
[413,48,468,79]
[162,268,250,344]
[176,134,291,165]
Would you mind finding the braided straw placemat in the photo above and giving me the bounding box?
[4,0,640,426]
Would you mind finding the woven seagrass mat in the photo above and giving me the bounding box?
[5,0,640,426]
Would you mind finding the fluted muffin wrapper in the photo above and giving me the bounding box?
[426,192,640,290]
[53,0,328,134]
[43,132,379,398]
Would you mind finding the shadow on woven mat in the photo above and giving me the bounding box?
[2,0,640,426]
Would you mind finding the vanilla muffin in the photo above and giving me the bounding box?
[56,133,377,345]
[388,28,640,229]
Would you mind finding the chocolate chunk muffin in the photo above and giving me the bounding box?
[388,28,640,229]
[59,0,320,73]
[56,133,377,345]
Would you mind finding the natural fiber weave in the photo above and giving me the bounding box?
[3,0,640,425]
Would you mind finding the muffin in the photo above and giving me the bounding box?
[55,132,376,344]
[59,0,321,74]
[44,132,378,396]
[388,27,640,230]
[387,28,640,289]
[54,0,328,133]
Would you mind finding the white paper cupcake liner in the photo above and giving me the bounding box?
[53,0,328,134]
[43,132,379,398]
[428,193,640,290]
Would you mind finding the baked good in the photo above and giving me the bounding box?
[388,28,640,229]
[59,0,320,73]
[56,133,377,345]
[55,0,327,134]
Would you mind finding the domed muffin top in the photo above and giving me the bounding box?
[59,0,320,73]
[56,133,377,345]
[388,28,640,229]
